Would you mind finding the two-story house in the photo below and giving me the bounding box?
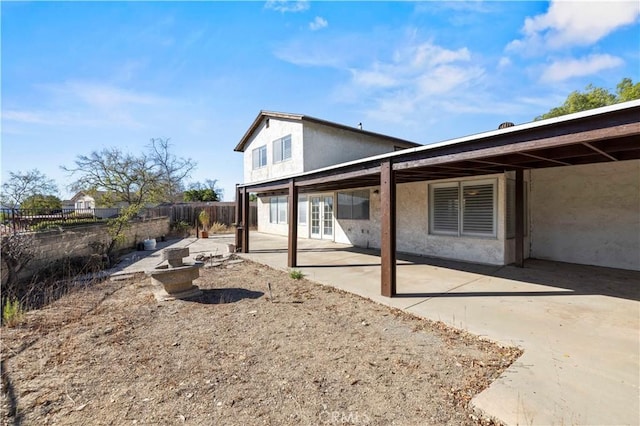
[235,104,640,274]
[234,111,420,242]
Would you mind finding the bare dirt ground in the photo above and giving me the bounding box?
[2,257,521,425]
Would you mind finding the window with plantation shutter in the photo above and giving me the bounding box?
[273,135,292,163]
[462,182,495,236]
[431,184,459,234]
[430,179,496,238]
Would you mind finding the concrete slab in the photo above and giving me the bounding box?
[237,232,640,426]
[108,234,236,277]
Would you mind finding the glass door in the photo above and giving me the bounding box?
[310,195,333,240]
[323,196,333,239]
[311,196,321,239]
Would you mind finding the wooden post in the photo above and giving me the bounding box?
[235,185,243,251]
[242,187,250,253]
[380,160,397,297]
[515,169,525,268]
[288,180,298,268]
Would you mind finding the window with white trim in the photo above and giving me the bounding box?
[269,196,288,224]
[337,190,370,220]
[298,195,307,225]
[273,135,292,163]
[252,145,267,169]
[430,179,496,237]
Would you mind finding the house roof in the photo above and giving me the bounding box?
[70,190,107,202]
[237,100,640,195]
[233,110,422,152]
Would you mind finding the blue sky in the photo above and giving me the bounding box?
[2,1,639,201]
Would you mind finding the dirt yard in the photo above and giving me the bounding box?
[1,257,521,425]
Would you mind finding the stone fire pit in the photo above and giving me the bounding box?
[149,247,203,301]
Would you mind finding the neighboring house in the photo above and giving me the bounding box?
[235,103,640,289]
[69,191,126,218]
[70,191,100,210]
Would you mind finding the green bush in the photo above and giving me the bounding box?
[2,298,24,327]
[289,269,304,280]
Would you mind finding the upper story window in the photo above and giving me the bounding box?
[429,179,497,238]
[337,190,370,220]
[252,145,267,169]
[273,135,292,163]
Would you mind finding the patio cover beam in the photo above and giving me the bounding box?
[515,169,525,267]
[288,180,298,268]
[380,160,397,297]
[241,187,250,253]
[234,185,243,252]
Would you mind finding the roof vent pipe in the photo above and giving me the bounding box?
[498,121,514,129]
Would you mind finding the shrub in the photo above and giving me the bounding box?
[171,220,191,236]
[289,269,304,280]
[209,222,228,234]
[2,298,24,327]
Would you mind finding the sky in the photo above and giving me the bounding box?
[2,1,639,201]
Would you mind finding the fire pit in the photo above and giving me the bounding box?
[149,247,203,301]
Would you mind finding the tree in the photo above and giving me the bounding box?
[21,194,62,212]
[0,169,58,209]
[63,144,197,255]
[616,77,640,102]
[536,77,640,120]
[183,179,223,202]
[63,148,159,206]
[148,138,197,203]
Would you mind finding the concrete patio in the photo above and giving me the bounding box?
[237,232,639,426]
[114,233,639,425]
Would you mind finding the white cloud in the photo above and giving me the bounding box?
[5,81,169,130]
[39,81,165,112]
[345,40,486,127]
[265,0,309,13]
[498,57,511,68]
[508,1,640,53]
[541,54,624,82]
[309,16,328,31]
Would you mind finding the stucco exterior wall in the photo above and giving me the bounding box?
[334,188,381,248]
[335,175,508,265]
[243,119,304,183]
[529,160,640,271]
[395,177,507,265]
[302,122,412,172]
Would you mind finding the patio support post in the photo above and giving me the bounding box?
[515,169,525,267]
[235,185,243,251]
[288,180,298,268]
[380,160,397,297]
[241,187,250,253]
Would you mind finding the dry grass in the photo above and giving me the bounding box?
[1,259,520,425]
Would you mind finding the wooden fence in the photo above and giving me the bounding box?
[1,202,257,235]
[160,202,257,229]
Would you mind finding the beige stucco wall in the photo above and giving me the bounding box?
[395,176,507,265]
[243,119,304,183]
[529,160,640,271]
[258,175,509,265]
[302,122,411,172]
[335,175,508,265]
